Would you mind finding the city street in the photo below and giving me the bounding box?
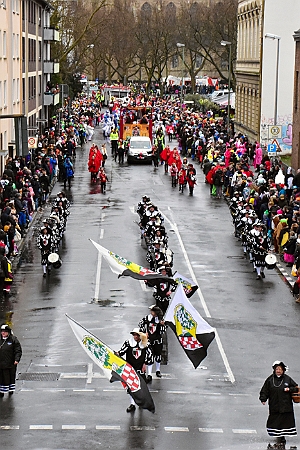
[1,129,299,450]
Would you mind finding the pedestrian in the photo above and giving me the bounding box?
[0,324,22,396]
[178,167,186,193]
[259,361,298,449]
[139,305,165,382]
[117,140,125,164]
[186,164,197,196]
[117,328,153,413]
[170,163,178,187]
[63,156,74,189]
[152,145,159,168]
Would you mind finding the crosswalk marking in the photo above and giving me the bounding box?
[199,428,223,433]
[164,427,189,432]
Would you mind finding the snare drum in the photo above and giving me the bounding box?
[265,254,277,270]
[48,253,62,269]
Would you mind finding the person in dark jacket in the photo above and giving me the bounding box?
[1,207,16,228]
[259,361,298,448]
[0,324,22,396]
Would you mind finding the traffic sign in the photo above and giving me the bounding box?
[28,137,37,149]
[268,125,282,139]
[267,143,277,156]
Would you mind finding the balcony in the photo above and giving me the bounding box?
[44,27,60,42]
[44,61,60,74]
[44,92,60,106]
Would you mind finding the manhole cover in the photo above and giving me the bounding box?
[18,372,60,381]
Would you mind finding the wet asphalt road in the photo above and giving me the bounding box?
[1,128,300,450]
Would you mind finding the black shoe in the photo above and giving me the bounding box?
[126,404,136,413]
[261,272,265,278]
[8,392,13,396]
[146,375,152,383]
[0,393,4,397]
[43,273,46,278]
[253,268,257,272]
[156,371,162,378]
[256,275,261,280]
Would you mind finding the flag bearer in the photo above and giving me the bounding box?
[138,305,165,382]
[118,328,153,413]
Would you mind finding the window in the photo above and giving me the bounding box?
[0,81,2,108]
[38,40,41,61]
[12,34,15,58]
[17,78,19,102]
[22,36,25,61]
[3,80,7,107]
[16,34,19,58]
[12,79,16,103]
[38,75,41,95]
[3,31,6,58]
[22,78,25,102]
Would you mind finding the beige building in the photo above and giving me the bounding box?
[0,0,22,168]
[235,0,263,142]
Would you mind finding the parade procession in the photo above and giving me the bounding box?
[2,1,300,450]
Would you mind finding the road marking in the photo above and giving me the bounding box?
[167,391,190,394]
[130,426,155,431]
[199,428,223,433]
[30,425,53,430]
[100,228,104,239]
[228,393,251,396]
[96,425,121,430]
[73,389,95,392]
[165,427,189,432]
[103,389,124,392]
[87,363,93,384]
[62,425,86,430]
[164,209,235,384]
[0,425,20,430]
[94,228,103,302]
[232,429,257,434]
[139,280,147,291]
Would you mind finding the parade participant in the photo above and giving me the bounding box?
[170,163,178,187]
[186,164,197,196]
[178,167,186,193]
[117,140,125,164]
[117,328,153,413]
[152,266,176,313]
[99,168,108,194]
[101,144,108,167]
[37,226,52,277]
[152,145,159,168]
[0,324,22,396]
[260,361,298,449]
[139,305,165,381]
[88,145,102,183]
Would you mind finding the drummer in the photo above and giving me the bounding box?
[37,227,53,278]
[252,223,269,280]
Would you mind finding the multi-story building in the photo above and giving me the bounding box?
[22,0,60,138]
[235,0,263,142]
[0,0,22,169]
[292,29,300,169]
[235,0,300,158]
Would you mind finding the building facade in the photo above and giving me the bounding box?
[235,0,300,157]
[22,0,60,139]
[292,29,300,169]
[0,0,22,168]
[235,0,263,142]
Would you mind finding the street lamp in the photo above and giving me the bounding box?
[177,43,185,109]
[221,40,232,136]
[86,44,95,98]
[265,33,281,125]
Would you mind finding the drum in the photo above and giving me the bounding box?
[292,386,300,403]
[48,253,62,269]
[265,254,277,270]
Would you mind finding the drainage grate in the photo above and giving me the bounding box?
[18,372,60,381]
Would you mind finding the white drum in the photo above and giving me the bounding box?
[265,254,277,270]
[48,253,62,269]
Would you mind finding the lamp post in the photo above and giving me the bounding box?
[86,44,95,98]
[265,33,281,126]
[177,43,185,109]
[221,40,232,136]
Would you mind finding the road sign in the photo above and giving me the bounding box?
[28,137,37,149]
[267,143,277,156]
[268,125,282,139]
